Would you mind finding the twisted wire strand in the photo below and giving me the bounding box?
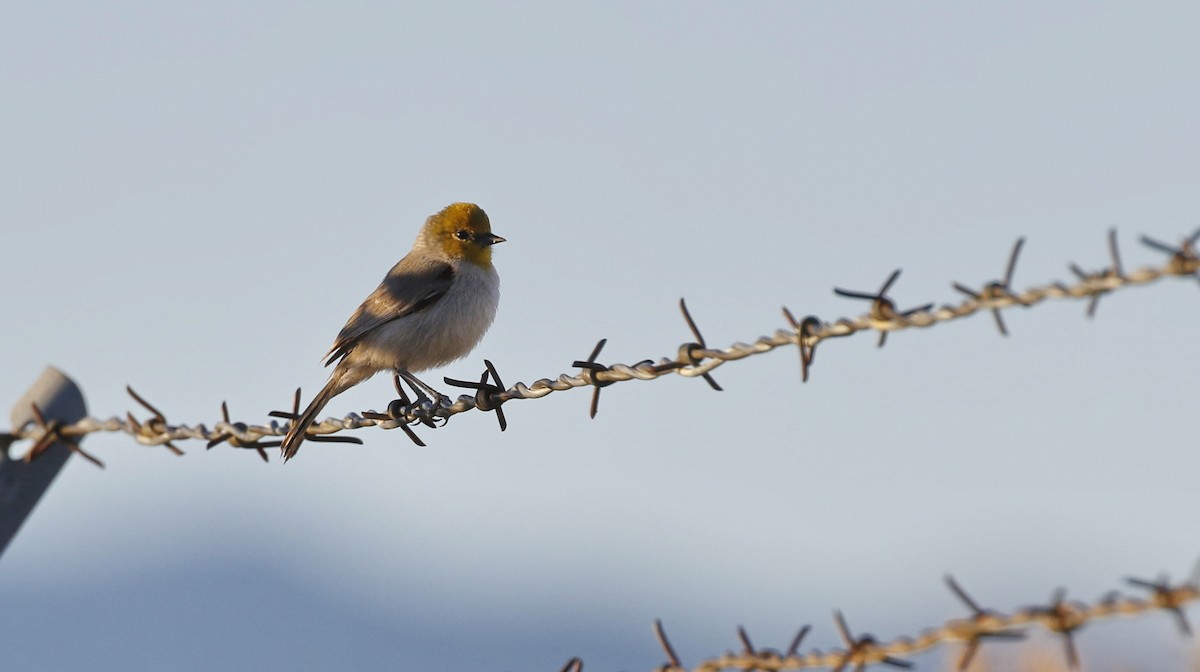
[646,571,1199,672]
[3,231,1197,459]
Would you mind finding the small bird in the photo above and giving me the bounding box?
[281,202,504,461]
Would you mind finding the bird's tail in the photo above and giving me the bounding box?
[281,379,340,462]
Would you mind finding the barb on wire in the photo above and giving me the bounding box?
[654,619,686,672]
[22,402,103,468]
[206,400,278,462]
[787,626,813,660]
[943,575,1025,671]
[952,237,1026,336]
[732,623,800,671]
[125,386,184,456]
[1069,228,1124,318]
[445,359,509,431]
[6,226,1200,457]
[574,339,615,418]
[677,298,723,391]
[1124,564,1200,636]
[831,610,913,672]
[782,308,822,381]
[269,388,366,449]
[396,373,447,429]
[355,381,427,447]
[833,269,934,347]
[736,625,757,658]
[1140,227,1200,278]
[1028,588,1085,670]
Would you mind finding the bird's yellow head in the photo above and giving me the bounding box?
[421,202,505,267]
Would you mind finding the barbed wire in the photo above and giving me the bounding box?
[2,227,1197,466]
[548,563,1198,671]
[5,228,1199,671]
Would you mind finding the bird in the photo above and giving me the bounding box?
[280,202,504,461]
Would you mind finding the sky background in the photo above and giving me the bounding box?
[2,2,1199,670]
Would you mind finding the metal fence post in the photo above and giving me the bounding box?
[0,367,87,557]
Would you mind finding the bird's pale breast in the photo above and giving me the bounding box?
[346,262,500,374]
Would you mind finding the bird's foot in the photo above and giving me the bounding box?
[394,370,446,427]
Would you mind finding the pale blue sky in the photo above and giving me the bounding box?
[3,2,1199,670]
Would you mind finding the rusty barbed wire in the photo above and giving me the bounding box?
[542,563,1197,672]
[3,227,1199,463]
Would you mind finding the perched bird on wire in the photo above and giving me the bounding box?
[281,202,504,461]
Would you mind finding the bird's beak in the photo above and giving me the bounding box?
[477,233,506,246]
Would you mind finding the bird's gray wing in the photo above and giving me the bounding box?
[323,257,456,366]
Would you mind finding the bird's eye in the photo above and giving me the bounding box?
[455,230,471,241]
